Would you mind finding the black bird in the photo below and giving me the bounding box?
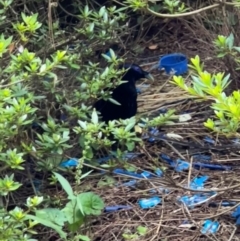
[94,64,154,122]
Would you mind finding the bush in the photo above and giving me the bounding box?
[172,34,240,137]
[0,1,137,240]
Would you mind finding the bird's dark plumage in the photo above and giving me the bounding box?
[94,64,153,122]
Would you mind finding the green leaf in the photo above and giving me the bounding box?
[109,98,121,105]
[78,235,91,241]
[35,208,67,226]
[77,192,104,215]
[53,172,74,199]
[62,199,85,227]
[91,108,98,124]
[126,141,135,151]
[137,226,148,236]
[26,214,67,239]
[226,33,234,50]
[77,194,85,215]
[233,46,240,53]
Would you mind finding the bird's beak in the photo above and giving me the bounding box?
[144,72,154,81]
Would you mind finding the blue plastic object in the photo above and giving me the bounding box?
[203,136,215,144]
[138,196,161,209]
[232,206,240,225]
[60,158,78,167]
[201,220,219,234]
[159,53,188,75]
[190,176,209,190]
[105,205,132,212]
[160,154,231,171]
[118,180,137,187]
[113,168,156,178]
[179,192,216,208]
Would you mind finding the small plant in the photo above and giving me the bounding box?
[34,172,105,240]
[122,225,148,240]
[213,33,240,60]
[172,55,240,136]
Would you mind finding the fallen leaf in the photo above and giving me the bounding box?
[8,43,15,53]
[148,44,158,50]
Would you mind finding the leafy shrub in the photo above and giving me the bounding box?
[172,51,240,136]
[0,2,135,240]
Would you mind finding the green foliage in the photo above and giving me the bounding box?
[125,0,189,14]
[140,109,177,127]
[0,196,44,240]
[122,225,148,240]
[172,54,240,136]
[213,33,240,59]
[0,1,176,240]
[34,173,104,238]
[162,0,189,14]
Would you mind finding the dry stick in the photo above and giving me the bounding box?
[228,227,237,241]
[161,139,186,160]
[146,2,240,18]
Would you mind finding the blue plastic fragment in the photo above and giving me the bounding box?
[160,154,231,171]
[162,155,190,172]
[203,136,215,144]
[173,159,190,172]
[190,176,209,190]
[193,162,231,171]
[160,154,173,163]
[232,206,240,225]
[142,127,165,143]
[201,220,219,234]
[118,180,137,187]
[138,196,161,209]
[113,168,156,179]
[232,206,240,218]
[141,171,154,178]
[179,192,216,208]
[209,201,236,207]
[113,169,144,178]
[60,158,78,167]
[105,205,132,212]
